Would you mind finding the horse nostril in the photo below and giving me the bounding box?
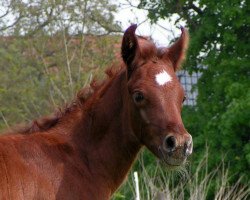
[164,136,176,152]
[184,139,193,157]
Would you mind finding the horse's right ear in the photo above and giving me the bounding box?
[121,24,139,78]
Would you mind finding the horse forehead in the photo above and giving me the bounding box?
[146,64,176,86]
[133,62,177,89]
[155,70,172,86]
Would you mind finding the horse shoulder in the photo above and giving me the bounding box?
[0,134,66,199]
[0,136,37,199]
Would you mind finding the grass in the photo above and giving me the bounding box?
[112,149,250,200]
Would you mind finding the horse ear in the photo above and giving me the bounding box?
[121,24,139,78]
[165,27,189,71]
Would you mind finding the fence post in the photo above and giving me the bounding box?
[134,171,140,200]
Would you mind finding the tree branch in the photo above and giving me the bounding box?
[0,8,10,19]
[189,3,203,15]
[27,6,54,36]
[0,14,23,32]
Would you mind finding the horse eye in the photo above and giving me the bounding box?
[132,92,144,104]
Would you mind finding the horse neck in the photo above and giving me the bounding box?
[61,69,142,192]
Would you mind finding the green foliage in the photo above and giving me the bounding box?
[139,0,250,188]
[0,34,119,131]
[0,38,48,128]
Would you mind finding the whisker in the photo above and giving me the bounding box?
[158,146,167,164]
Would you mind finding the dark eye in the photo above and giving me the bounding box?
[132,91,144,104]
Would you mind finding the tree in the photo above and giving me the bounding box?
[0,0,121,130]
[0,0,121,36]
[138,0,250,183]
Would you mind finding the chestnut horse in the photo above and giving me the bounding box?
[0,24,192,199]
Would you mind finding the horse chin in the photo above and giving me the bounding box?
[146,145,186,169]
[156,146,187,169]
[163,158,186,169]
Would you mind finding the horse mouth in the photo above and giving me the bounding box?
[164,158,186,167]
[158,146,186,167]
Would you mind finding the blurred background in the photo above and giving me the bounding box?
[0,0,249,199]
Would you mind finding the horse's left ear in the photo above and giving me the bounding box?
[165,27,189,71]
[121,24,139,78]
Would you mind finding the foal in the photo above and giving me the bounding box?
[0,24,192,199]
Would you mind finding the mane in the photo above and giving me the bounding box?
[5,64,123,135]
[6,36,159,135]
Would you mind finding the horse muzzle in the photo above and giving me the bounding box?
[160,134,193,166]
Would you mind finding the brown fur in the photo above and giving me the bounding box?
[0,25,192,199]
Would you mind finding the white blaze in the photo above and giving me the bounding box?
[155,70,172,86]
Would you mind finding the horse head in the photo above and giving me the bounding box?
[122,24,192,167]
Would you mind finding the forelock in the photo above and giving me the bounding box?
[137,36,157,60]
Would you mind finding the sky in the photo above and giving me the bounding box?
[114,0,185,46]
